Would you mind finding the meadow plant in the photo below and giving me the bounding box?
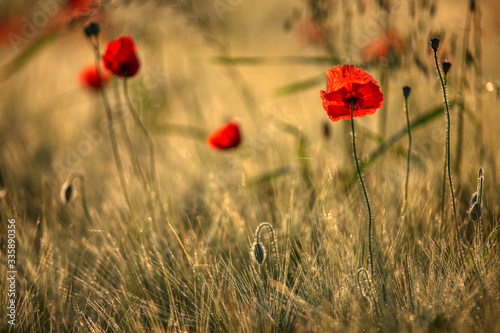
[321,64,384,277]
[1,1,499,332]
[431,36,465,271]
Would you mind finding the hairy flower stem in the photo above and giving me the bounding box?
[440,74,448,226]
[404,95,411,204]
[350,99,374,277]
[91,37,132,213]
[440,147,447,224]
[433,49,466,272]
[123,76,166,220]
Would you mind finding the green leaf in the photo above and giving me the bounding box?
[1,32,59,80]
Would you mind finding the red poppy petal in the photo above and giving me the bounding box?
[326,104,352,122]
[353,81,384,109]
[322,86,349,103]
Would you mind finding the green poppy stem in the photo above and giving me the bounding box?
[350,99,374,277]
[122,76,166,221]
[433,49,465,272]
[404,95,411,203]
[90,37,132,214]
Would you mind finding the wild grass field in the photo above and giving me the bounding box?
[0,0,499,331]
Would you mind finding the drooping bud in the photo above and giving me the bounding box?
[468,202,481,221]
[430,37,440,51]
[251,242,266,265]
[402,86,411,99]
[470,192,478,206]
[61,181,73,203]
[322,120,331,139]
[441,60,452,75]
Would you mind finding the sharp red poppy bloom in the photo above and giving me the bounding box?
[320,65,384,122]
[78,63,111,90]
[207,121,241,150]
[102,36,140,77]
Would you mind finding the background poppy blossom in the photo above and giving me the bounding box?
[361,28,404,65]
[320,65,384,122]
[102,36,140,77]
[78,63,111,90]
[207,121,241,150]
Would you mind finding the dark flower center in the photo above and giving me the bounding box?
[343,94,360,108]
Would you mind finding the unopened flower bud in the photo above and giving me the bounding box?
[84,22,101,37]
[468,202,481,221]
[430,37,440,51]
[402,86,411,99]
[61,181,73,203]
[470,192,478,206]
[251,242,266,265]
[322,121,331,139]
[441,60,451,75]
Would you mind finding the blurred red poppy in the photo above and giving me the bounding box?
[295,18,329,46]
[102,36,140,77]
[79,63,111,90]
[207,121,241,150]
[320,65,384,122]
[0,14,23,46]
[362,29,404,65]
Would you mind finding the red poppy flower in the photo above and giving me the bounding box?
[294,18,329,46]
[320,65,384,122]
[362,29,404,65]
[78,64,111,90]
[102,36,140,77]
[207,121,241,150]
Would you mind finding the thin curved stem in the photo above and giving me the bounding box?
[433,49,465,272]
[91,37,132,213]
[122,76,166,220]
[350,99,374,277]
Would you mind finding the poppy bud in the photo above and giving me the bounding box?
[322,120,331,139]
[84,22,101,37]
[441,60,451,75]
[470,192,478,206]
[251,242,266,265]
[61,181,73,203]
[430,37,440,51]
[468,202,481,221]
[402,86,411,99]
